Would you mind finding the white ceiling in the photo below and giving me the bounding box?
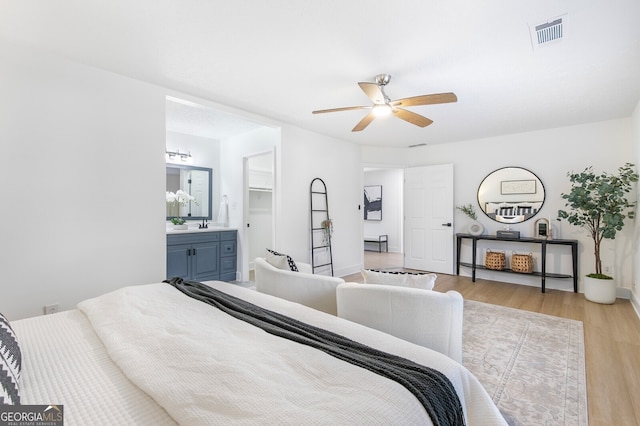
[2,0,639,147]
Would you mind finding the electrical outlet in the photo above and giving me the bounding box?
[44,304,59,315]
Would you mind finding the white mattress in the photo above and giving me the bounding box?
[12,310,177,426]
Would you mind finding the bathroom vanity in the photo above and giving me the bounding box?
[166,228,237,282]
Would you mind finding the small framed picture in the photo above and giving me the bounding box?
[533,218,550,239]
[364,185,382,221]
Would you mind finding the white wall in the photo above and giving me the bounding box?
[363,169,403,252]
[632,99,640,315]
[363,118,635,294]
[0,42,166,320]
[278,127,363,277]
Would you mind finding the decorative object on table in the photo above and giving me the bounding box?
[557,163,639,304]
[533,217,550,239]
[321,218,333,245]
[457,203,484,236]
[496,229,520,239]
[364,185,382,220]
[166,189,198,229]
[484,249,506,270]
[511,252,534,273]
[217,195,229,227]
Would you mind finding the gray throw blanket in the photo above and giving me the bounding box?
[165,278,465,426]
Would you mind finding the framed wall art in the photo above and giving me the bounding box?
[500,179,536,195]
[364,185,382,221]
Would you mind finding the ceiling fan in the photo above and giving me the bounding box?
[312,74,457,132]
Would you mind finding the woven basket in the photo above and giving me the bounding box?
[485,249,506,270]
[511,252,533,273]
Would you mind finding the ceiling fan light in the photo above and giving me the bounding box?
[372,104,392,117]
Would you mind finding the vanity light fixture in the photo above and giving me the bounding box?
[165,149,193,163]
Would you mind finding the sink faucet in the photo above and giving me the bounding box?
[199,218,208,229]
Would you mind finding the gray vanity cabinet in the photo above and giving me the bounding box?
[219,232,237,281]
[167,230,237,282]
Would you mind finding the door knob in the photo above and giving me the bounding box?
[441,222,452,227]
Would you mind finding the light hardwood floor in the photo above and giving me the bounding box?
[343,252,640,426]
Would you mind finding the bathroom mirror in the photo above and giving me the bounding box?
[477,167,545,224]
[166,164,213,220]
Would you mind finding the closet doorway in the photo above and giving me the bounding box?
[246,151,274,274]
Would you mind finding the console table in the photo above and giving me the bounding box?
[456,233,578,293]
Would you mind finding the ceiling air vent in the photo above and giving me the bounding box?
[530,14,567,50]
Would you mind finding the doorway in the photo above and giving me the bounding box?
[245,151,274,277]
[363,167,405,269]
[362,163,454,274]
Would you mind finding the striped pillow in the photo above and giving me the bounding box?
[361,269,437,290]
[266,249,299,272]
[0,312,21,405]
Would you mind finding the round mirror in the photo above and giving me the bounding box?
[477,167,545,224]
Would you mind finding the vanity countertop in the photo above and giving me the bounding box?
[166,227,236,234]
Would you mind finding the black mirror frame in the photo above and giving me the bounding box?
[166,163,213,221]
[477,166,545,224]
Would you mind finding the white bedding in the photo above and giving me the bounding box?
[13,281,506,425]
[12,310,177,426]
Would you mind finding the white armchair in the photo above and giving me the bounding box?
[254,257,344,315]
[336,282,464,363]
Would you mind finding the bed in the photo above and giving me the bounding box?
[484,201,543,222]
[7,280,507,425]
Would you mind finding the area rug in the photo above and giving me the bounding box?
[463,300,588,426]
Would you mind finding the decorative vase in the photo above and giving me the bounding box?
[173,223,188,230]
[583,275,616,304]
[467,220,484,236]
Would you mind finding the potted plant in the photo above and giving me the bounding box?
[166,190,198,230]
[557,163,638,304]
[321,218,333,244]
[170,217,187,229]
[457,203,484,235]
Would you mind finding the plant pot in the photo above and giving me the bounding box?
[583,275,617,304]
[467,221,484,236]
[173,224,188,230]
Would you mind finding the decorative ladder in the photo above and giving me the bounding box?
[310,178,334,276]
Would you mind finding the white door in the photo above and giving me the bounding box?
[403,164,454,274]
[189,170,209,217]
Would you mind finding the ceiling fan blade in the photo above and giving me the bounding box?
[392,107,434,127]
[312,106,369,114]
[358,82,386,104]
[391,92,457,107]
[352,111,376,132]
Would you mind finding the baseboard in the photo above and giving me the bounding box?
[631,290,640,321]
[334,263,361,278]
